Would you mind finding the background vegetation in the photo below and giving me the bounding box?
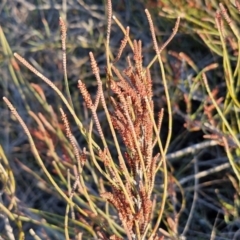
[1,0,240,239]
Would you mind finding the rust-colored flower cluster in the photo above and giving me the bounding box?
[78,34,163,237]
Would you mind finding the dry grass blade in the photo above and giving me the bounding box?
[2,97,89,218]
